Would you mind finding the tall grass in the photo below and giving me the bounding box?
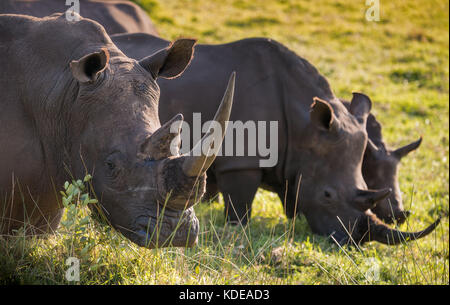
[0,178,447,284]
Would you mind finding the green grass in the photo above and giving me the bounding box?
[0,0,448,284]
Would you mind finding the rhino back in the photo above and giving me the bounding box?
[112,32,170,59]
[0,0,159,35]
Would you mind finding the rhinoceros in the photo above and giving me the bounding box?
[341,99,422,224]
[111,33,440,245]
[0,13,236,248]
[0,0,159,35]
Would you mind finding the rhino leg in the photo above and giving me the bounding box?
[216,169,262,225]
[202,171,220,202]
[276,183,301,219]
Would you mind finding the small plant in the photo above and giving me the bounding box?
[59,174,98,261]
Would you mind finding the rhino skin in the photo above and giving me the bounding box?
[111,33,440,246]
[341,99,422,224]
[0,13,236,248]
[0,0,159,36]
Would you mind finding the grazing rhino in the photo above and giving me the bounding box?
[341,99,422,224]
[111,33,440,245]
[0,13,236,248]
[0,0,159,35]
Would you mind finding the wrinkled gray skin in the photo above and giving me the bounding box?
[0,14,235,248]
[341,99,422,224]
[112,33,440,246]
[0,0,159,35]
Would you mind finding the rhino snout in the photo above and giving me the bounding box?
[157,157,207,210]
[133,207,199,248]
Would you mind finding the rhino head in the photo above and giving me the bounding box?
[341,98,423,224]
[285,93,439,246]
[363,122,423,224]
[65,19,235,248]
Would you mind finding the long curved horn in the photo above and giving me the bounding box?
[182,72,236,177]
[392,137,422,160]
[368,216,440,245]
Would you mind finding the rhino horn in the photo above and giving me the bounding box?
[368,216,440,245]
[140,114,184,160]
[353,188,392,211]
[182,72,235,177]
[366,138,380,154]
[392,137,422,160]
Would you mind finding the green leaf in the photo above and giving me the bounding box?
[80,216,90,225]
[67,184,74,195]
[62,197,69,207]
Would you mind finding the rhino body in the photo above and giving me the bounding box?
[0,0,159,35]
[0,14,235,248]
[111,33,439,245]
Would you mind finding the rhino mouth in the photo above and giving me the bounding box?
[132,207,199,248]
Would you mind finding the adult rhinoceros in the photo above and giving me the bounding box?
[111,33,440,245]
[0,13,236,248]
[0,0,159,35]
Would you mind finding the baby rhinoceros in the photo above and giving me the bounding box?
[0,13,236,249]
[111,33,440,246]
[341,99,423,225]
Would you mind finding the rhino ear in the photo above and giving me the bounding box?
[139,38,196,79]
[70,48,109,83]
[310,97,335,131]
[349,92,372,124]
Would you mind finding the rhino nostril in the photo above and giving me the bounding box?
[324,191,331,198]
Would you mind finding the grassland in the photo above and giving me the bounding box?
[0,0,448,284]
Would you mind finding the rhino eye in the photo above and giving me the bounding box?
[105,161,115,171]
[104,152,124,178]
[322,187,337,201]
